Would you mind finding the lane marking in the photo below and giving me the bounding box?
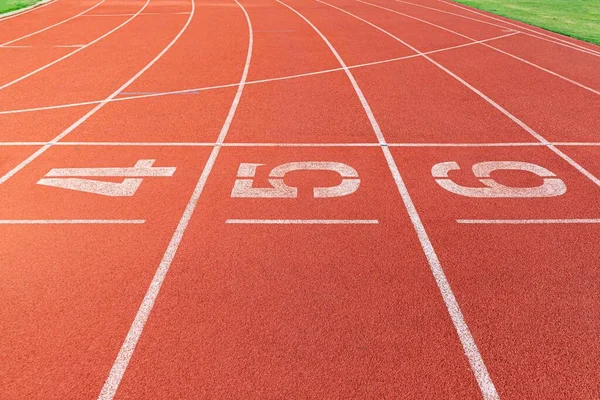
[0,0,193,185]
[0,219,144,224]
[37,160,177,197]
[357,0,600,96]
[119,90,199,95]
[331,0,600,188]
[458,219,600,224]
[4,141,600,147]
[438,0,600,57]
[433,161,566,198]
[0,31,517,115]
[1,44,84,48]
[226,219,379,224]
[0,0,105,48]
[0,0,56,22]
[0,0,151,91]
[83,12,191,17]
[98,1,252,398]
[255,29,296,32]
[231,161,360,199]
[279,1,499,398]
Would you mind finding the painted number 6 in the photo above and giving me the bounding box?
[431,161,567,198]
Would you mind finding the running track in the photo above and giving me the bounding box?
[1,0,599,398]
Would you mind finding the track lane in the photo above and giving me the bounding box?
[388,145,600,398]
[105,0,492,398]
[0,0,151,92]
[313,0,600,397]
[0,143,215,398]
[0,0,249,396]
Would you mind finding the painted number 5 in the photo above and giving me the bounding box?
[231,161,360,198]
[432,161,566,198]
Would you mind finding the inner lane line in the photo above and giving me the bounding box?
[0,219,145,224]
[457,219,600,224]
[3,141,600,147]
[226,219,379,224]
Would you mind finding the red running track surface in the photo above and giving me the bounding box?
[1,0,599,398]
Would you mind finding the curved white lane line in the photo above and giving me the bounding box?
[0,0,151,90]
[279,0,500,398]
[1,0,106,47]
[0,0,197,185]
[0,0,56,22]
[357,0,600,95]
[0,31,517,115]
[97,0,252,398]
[333,0,600,188]
[437,0,600,57]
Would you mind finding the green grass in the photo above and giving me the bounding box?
[0,0,41,15]
[454,0,600,46]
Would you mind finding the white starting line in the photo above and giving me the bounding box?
[226,219,379,224]
[0,219,145,224]
[457,219,600,224]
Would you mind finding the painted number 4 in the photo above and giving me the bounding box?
[37,159,176,197]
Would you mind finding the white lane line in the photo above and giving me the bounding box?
[97,1,252,398]
[255,29,296,32]
[0,0,56,22]
[334,0,600,188]
[0,31,517,115]
[438,0,600,57]
[1,44,84,48]
[0,0,151,91]
[0,0,196,186]
[358,0,600,96]
[83,12,191,17]
[0,0,105,48]
[0,219,144,224]
[226,219,379,224]
[458,219,600,224]
[278,1,499,398]
[4,141,600,147]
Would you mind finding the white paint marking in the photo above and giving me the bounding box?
[0,0,105,48]
[38,160,176,197]
[279,1,499,398]
[432,160,566,198]
[44,159,176,177]
[457,219,600,224]
[438,0,600,57]
[4,141,600,148]
[0,31,517,115]
[226,219,379,224]
[329,0,600,188]
[358,0,600,96]
[0,219,144,224]
[83,12,191,17]
[0,0,151,91]
[231,161,360,198]
[98,1,252,398]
